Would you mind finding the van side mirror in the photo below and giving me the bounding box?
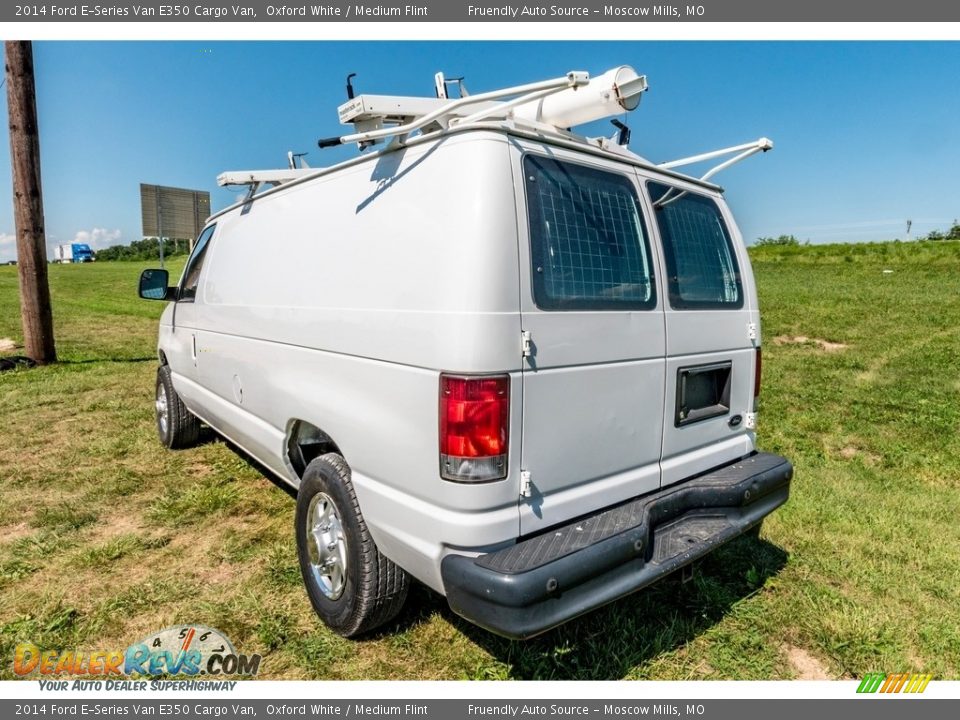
[138,269,177,301]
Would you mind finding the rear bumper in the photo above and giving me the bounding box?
[441,452,792,639]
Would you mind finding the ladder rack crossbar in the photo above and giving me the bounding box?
[217,168,317,188]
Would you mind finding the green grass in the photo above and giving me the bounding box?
[74,534,171,569]
[0,260,182,363]
[1,245,959,680]
[148,478,243,527]
[31,504,98,532]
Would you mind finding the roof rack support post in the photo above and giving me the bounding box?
[244,181,261,202]
[698,145,767,183]
[658,137,773,181]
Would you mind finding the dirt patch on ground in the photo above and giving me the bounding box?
[839,446,858,460]
[0,337,18,353]
[833,442,881,466]
[817,340,848,352]
[163,515,266,586]
[784,644,831,680]
[0,522,34,544]
[83,511,147,542]
[773,335,848,352]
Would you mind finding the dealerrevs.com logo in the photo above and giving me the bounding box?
[14,625,261,680]
[856,673,933,694]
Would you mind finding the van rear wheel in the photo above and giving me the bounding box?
[296,453,409,637]
[155,365,202,449]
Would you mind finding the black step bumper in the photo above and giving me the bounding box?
[441,452,792,639]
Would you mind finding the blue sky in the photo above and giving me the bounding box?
[1,41,959,261]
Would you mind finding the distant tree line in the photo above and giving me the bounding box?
[754,234,801,247]
[756,223,960,246]
[95,238,191,261]
[924,223,960,241]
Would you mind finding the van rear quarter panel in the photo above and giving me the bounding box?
[192,133,524,590]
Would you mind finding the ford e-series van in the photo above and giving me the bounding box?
[139,66,792,638]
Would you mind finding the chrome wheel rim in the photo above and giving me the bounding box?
[156,383,169,435]
[305,492,348,600]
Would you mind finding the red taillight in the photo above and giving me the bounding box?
[753,347,762,410]
[439,374,509,482]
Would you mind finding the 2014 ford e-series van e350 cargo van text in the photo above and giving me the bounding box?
[138,65,793,639]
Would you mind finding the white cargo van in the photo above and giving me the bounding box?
[139,66,792,639]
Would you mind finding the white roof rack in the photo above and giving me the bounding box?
[319,70,588,150]
[216,66,772,195]
[319,65,647,151]
[217,66,648,192]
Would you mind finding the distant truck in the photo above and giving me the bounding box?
[54,243,94,263]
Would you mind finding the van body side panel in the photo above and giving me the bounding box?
[181,134,523,589]
[512,142,666,536]
[164,304,203,411]
[350,464,522,593]
[172,373,292,483]
[640,177,759,486]
[198,134,521,371]
[182,330,523,593]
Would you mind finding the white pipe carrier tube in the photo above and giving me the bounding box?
[512,65,648,128]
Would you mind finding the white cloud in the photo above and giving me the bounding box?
[70,228,123,251]
[0,233,15,264]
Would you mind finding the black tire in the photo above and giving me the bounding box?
[155,365,202,449]
[295,453,409,637]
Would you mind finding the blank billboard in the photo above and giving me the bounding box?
[140,184,211,241]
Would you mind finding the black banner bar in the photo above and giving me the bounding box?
[4,1,960,23]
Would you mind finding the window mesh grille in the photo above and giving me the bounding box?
[527,157,654,310]
[649,183,742,309]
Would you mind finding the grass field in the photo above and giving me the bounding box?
[1,241,959,680]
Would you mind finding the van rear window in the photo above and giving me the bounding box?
[648,183,743,309]
[524,155,656,311]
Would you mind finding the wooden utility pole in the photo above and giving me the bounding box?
[5,41,56,363]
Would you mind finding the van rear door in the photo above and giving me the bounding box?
[513,148,666,536]
[645,181,758,486]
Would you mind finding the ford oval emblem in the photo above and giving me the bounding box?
[729,414,743,428]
